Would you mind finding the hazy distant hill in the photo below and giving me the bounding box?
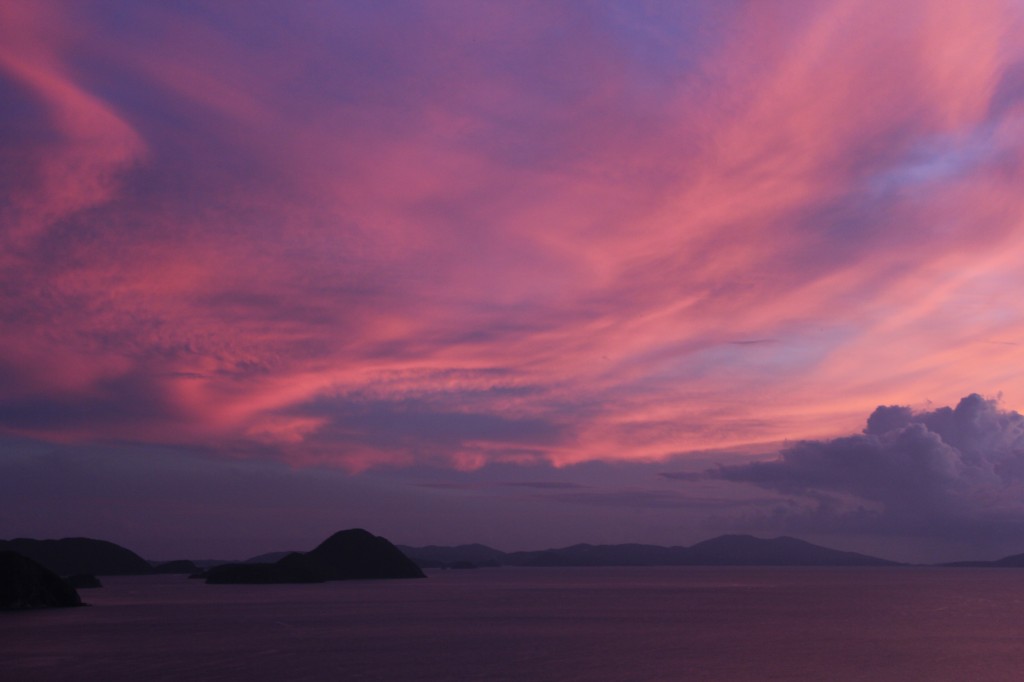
[395,543,506,568]
[0,538,152,576]
[402,535,899,568]
[503,543,687,567]
[244,551,296,564]
[151,559,200,574]
[940,552,1024,568]
[680,535,898,566]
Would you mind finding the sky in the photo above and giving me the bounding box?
[2,0,1024,564]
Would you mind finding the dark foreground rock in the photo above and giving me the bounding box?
[0,551,83,610]
[206,529,425,584]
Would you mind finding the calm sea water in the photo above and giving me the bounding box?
[4,567,1024,681]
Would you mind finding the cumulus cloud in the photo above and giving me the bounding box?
[700,394,1024,546]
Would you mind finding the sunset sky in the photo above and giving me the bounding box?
[3,0,1024,563]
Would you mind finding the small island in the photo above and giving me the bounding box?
[205,528,425,584]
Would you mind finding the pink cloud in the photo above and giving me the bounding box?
[0,2,145,251]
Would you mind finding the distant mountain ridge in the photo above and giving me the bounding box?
[29,533,1024,569]
[400,535,900,568]
[394,543,506,568]
[244,551,296,564]
[940,552,1024,568]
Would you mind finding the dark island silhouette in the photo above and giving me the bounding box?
[205,529,426,584]
[400,535,901,568]
[23,531,1024,573]
[0,538,152,576]
[0,551,83,610]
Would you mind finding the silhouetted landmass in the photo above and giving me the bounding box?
[0,551,83,609]
[941,552,1024,568]
[306,529,425,579]
[680,535,898,566]
[244,551,296,564]
[206,529,425,584]
[66,574,102,589]
[396,543,506,569]
[403,535,899,567]
[152,560,200,574]
[206,552,331,584]
[503,543,687,567]
[189,559,233,570]
[448,560,479,569]
[206,554,324,584]
[0,538,152,576]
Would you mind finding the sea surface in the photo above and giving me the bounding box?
[4,567,1024,681]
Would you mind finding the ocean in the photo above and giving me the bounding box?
[3,567,1024,681]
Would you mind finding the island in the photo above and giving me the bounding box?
[205,528,425,584]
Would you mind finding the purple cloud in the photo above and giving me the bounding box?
[697,394,1024,554]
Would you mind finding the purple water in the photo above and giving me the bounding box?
[4,567,1024,681]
